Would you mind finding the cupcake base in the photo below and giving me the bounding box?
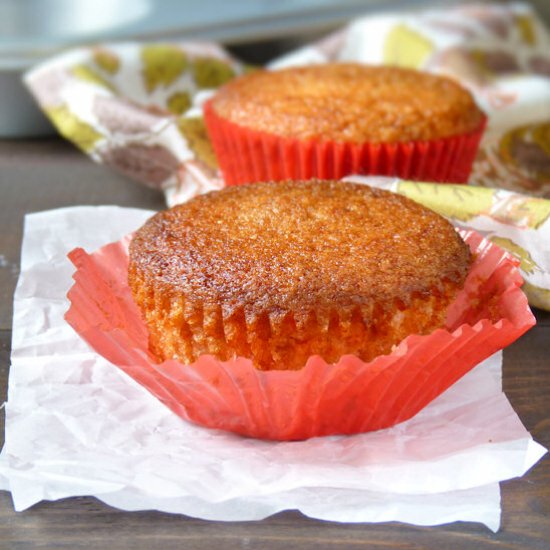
[204,100,487,186]
[66,230,534,440]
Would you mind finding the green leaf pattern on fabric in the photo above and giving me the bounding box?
[523,281,550,311]
[193,58,236,89]
[72,65,117,93]
[515,14,537,45]
[141,45,189,93]
[45,105,103,152]
[489,236,541,274]
[178,117,218,171]
[167,91,192,115]
[383,24,434,69]
[396,182,495,221]
[491,195,550,229]
[93,49,121,75]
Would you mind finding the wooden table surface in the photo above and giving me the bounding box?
[0,139,549,549]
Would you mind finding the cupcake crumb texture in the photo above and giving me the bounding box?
[129,180,471,370]
[212,63,484,143]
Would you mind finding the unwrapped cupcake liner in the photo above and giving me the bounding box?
[203,100,487,186]
[65,229,534,441]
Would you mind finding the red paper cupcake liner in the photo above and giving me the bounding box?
[65,230,534,441]
[203,100,487,186]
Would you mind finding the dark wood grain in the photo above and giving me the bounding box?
[0,139,549,549]
[0,139,165,331]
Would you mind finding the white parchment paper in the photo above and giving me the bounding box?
[0,206,546,531]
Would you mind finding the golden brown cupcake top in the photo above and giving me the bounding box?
[129,180,471,318]
[210,63,484,143]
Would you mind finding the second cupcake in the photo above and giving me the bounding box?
[204,63,486,186]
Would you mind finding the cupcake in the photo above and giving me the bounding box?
[128,179,471,371]
[68,180,534,439]
[203,63,486,186]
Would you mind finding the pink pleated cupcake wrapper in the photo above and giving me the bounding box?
[65,229,534,441]
[203,100,487,186]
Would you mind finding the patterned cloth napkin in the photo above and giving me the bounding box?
[24,2,550,309]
